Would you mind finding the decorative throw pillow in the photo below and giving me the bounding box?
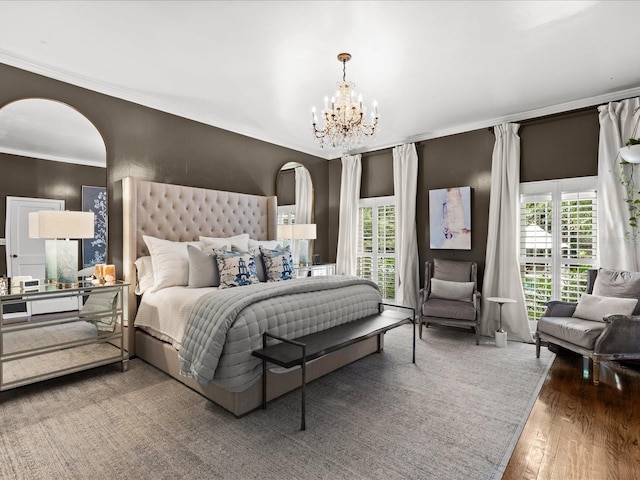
[200,234,250,253]
[143,235,201,291]
[259,246,296,282]
[134,256,155,295]
[429,278,475,302]
[215,250,260,289]
[572,293,637,322]
[187,245,221,288]
[592,267,640,314]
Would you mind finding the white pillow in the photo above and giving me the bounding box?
[572,293,638,322]
[247,239,280,250]
[134,256,155,295]
[200,234,250,252]
[429,278,475,302]
[143,235,200,291]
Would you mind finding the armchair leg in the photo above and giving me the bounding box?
[535,333,541,359]
[593,356,600,386]
[475,322,479,345]
[419,317,423,339]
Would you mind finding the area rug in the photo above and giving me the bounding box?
[0,325,554,480]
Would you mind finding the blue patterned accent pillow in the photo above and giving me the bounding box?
[215,250,260,289]
[259,246,296,282]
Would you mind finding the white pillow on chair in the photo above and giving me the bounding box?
[572,293,637,322]
[429,278,475,302]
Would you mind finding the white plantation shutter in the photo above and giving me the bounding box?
[520,177,597,321]
[356,197,396,300]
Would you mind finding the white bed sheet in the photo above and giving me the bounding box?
[134,286,219,349]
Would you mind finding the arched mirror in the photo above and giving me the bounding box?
[276,162,315,265]
[0,98,106,166]
[277,162,314,224]
[0,98,107,281]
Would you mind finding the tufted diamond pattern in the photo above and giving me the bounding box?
[134,180,276,258]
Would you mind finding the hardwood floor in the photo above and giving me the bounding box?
[503,350,640,479]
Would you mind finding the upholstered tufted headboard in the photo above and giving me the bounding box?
[121,176,277,354]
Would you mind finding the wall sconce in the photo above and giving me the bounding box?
[29,210,95,288]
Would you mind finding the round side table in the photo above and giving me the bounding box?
[486,297,517,347]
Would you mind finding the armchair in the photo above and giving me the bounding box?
[419,259,481,344]
[536,268,640,385]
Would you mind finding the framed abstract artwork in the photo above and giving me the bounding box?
[82,186,107,268]
[429,186,471,250]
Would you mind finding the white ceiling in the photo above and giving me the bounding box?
[1,0,640,163]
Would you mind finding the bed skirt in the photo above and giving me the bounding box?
[134,328,380,417]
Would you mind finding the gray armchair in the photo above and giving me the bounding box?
[536,268,640,385]
[419,259,481,344]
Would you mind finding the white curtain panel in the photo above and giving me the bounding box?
[480,123,532,343]
[336,154,362,276]
[598,97,640,271]
[294,166,313,224]
[294,166,313,264]
[393,143,420,311]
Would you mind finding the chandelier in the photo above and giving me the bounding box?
[311,53,379,150]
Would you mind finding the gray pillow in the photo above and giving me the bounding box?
[593,268,640,314]
[187,244,220,288]
[429,278,475,302]
[572,293,637,322]
[433,259,472,282]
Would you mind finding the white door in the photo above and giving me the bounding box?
[6,197,79,314]
[6,197,64,278]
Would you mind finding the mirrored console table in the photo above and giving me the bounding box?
[0,281,129,394]
[295,263,336,277]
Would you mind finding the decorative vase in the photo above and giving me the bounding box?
[620,144,640,164]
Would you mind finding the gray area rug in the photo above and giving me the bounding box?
[0,325,554,480]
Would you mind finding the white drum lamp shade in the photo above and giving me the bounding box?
[277,224,294,241]
[28,211,95,287]
[291,224,317,240]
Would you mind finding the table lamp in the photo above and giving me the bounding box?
[29,210,95,288]
[292,223,317,266]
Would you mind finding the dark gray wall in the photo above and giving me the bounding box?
[0,63,328,277]
[328,107,599,290]
[0,152,105,274]
[0,62,603,287]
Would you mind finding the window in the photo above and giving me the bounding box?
[356,196,396,300]
[277,205,295,250]
[519,177,597,321]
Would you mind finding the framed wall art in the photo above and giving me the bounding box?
[82,186,107,268]
[429,186,471,250]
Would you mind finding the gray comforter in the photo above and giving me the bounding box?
[179,275,381,388]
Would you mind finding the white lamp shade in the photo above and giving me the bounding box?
[277,224,293,240]
[29,211,95,239]
[292,223,317,240]
[620,144,640,164]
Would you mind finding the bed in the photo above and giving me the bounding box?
[121,177,383,416]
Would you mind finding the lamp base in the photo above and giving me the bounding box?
[45,239,79,289]
[495,330,507,348]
